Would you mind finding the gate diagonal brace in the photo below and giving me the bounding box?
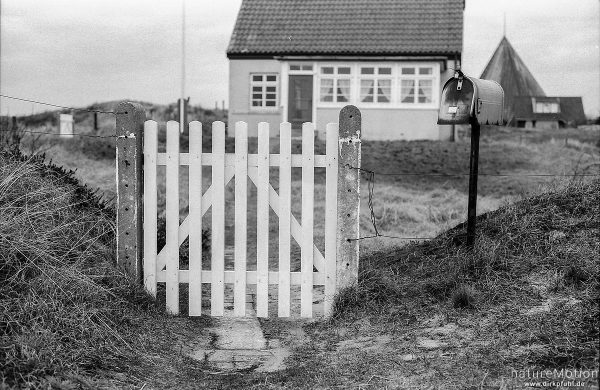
[156,167,326,273]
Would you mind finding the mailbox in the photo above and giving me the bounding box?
[437,71,504,125]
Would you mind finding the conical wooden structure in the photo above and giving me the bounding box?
[481,36,546,123]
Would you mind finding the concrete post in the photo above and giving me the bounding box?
[115,101,146,282]
[336,105,362,291]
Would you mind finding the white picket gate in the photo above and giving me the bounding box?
[138,108,361,318]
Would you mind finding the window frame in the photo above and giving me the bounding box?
[250,73,279,111]
[534,101,560,114]
[397,63,440,108]
[318,65,354,106]
[358,65,394,106]
[314,62,440,110]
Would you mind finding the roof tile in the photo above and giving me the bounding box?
[227,0,464,56]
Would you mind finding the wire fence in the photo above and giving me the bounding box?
[0,94,126,114]
[347,165,600,242]
[2,94,599,243]
[0,94,131,139]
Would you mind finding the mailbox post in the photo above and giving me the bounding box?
[438,70,504,248]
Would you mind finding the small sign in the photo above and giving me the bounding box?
[60,114,74,138]
[448,106,458,114]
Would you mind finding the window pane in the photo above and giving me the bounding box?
[377,79,391,103]
[252,75,263,81]
[360,79,374,102]
[400,80,415,103]
[301,65,313,71]
[320,78,334,102]
[252,101,262,107]
[419,67,433,75]
[338,67,351,75]
[361,67,374,75]
[266,86,276,92]
[266,93,276,100]
[266,75,277,82]
[321,67,334,74]
[252,93,262,99]
[265,101,276,107]
[401,68,415,75]
[378,67,392,75]
[290,65,301,70]
[252,86,262,92]
[337,79,351,102]
[417,79,432,103]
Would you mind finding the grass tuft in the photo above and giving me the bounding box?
[451,284,477,309]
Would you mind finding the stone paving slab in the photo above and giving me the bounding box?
[186,293,291,372]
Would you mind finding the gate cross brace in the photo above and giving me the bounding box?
[155,167,326,273]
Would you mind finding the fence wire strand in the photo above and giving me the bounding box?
[346,165,599,242]
[0,94,126,114]
[0,128,121,139]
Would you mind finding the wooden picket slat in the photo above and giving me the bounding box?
[324,123,339,316]
[188,121,203,316]
[211,121,226,316]
[143,120,158,296]
[278,122,292,317]
[301,122,314,318]
[234,122,248,317]
[256,122,270,317]
[165,121,180,314]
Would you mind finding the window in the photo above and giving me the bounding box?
[289,64,313,71]
[399,66,435,105]
[360,66,392,103]
[251,74,278,108]
[319,66,352,103]
[534,102,559,113]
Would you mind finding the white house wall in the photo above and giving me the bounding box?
[228,58,456,140]
[229,59,282,137]
[316,107,442,140]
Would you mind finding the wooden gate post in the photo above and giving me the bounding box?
[115,102,146,282]
[336,105,361,291]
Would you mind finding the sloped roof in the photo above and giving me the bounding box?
[513,96,587,126]
[227,0,464,57]
[480,37,546,121]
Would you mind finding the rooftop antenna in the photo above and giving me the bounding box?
[503,12,506,37]
[179,0,186,133]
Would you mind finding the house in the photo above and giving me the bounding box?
[511,96,587,129]
[226,0,464,140]
[480,37,586,129]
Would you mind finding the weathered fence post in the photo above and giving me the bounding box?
[115,102,146,282]
[336,105,361,291]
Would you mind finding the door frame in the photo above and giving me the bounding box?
[281,61,318,126]
[287,74,314,129]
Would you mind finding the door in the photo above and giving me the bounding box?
[288,75,313,130]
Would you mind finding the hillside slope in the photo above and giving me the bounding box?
[0,150,215,388]
[271,178,599,389]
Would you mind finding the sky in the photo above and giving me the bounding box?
[1,0,599,117]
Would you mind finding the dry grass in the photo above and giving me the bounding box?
[0,149,220,389]
[0,149,146,386]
